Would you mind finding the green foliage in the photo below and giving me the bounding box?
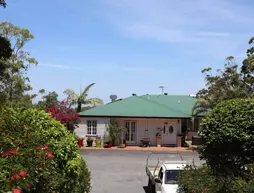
[36,90,59,109]
[0,108,91,193]
[0,36,12,59]
[0,0,6,8]
[63,83,103,112]
[177,165,254,193]
[193,37,254,116]
[177,165,223,193]
[0,22,38,106]
[106,120,126,145]
[198,98,254,177]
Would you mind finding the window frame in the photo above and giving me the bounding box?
[86,120,97,135]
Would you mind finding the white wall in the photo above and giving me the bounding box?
[75,117,110,139]
[114,118,181,146]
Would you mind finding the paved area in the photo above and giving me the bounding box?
[80,149,203,193]
[79,146,196,152]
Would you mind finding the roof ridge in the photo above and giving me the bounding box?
[137,95,192,116]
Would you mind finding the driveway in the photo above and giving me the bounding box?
[80,150,203,193]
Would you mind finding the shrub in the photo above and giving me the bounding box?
[45,101,80,132]
[177,165,254,193]
[177,165,223,193]
[198,98,254,177]
[0,108,91,193]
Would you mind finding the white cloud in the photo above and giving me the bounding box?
[40,64,83,70]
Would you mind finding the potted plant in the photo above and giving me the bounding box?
[107,137,112,148]
[77,137,84,148]
[95,136,102,147]
[86,137,93,147]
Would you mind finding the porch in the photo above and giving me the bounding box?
[113,118,183,146]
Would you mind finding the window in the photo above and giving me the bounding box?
[87,120,97,135]
[159,168,163,180]
[165,170,180,184]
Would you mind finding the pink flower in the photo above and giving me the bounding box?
[1,151,8,157]
[204,188,209,191]
[19,171,27,178]
[12,189,22,193]
[44,145,49,149]
[14,174,21,179]
[9,149,17,154]
[47,152,53,159]
[27,183,31,189]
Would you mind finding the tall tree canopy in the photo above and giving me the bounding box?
[0,22,38,106]
[0,0,6,8]
[193,37,254,116]
[64,83,104,112]
[36,90,59,109]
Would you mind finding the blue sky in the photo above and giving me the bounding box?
[1,0,254,103]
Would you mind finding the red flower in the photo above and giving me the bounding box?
[27,183,31,189]
[47,152,53,159]
[44,145,49,149]
[9,149,17,154]
[20,171,27,178]
[13,189,22,193]
[1,151,8,157]
[14,174,21,179]
[11,174,21,180]
[204,188,209,191]
[37,146,43,150]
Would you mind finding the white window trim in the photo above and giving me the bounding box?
[86,120,97,135]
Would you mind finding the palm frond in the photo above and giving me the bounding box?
[63,89,78,106]
[80,83,96,100]
[85,98,104,106]
[192,98,211,116]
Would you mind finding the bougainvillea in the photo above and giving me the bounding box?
[45,101,80,132]
[0,108,91,193]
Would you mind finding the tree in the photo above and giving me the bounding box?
[192,37,254,116]
[0,0,6,8]
[45,101,80,132]
[63,83,103,112]
[0,22,38,106]
[36,90,59,109]
[0,36,12,59]
[198,98,254,178]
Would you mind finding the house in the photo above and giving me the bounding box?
[76,94,203,146]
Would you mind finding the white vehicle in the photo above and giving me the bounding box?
[145,152,186,193]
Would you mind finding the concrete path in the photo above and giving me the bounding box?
[80,149,204,193]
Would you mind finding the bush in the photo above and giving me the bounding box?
[177,165,254,193]
[0,108,91,193]
[198,98,254,176]
[177,165,223,193]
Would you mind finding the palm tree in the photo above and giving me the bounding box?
[192,98,211,117]
[63,83,103,112]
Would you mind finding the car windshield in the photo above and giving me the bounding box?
[165,170,180,184]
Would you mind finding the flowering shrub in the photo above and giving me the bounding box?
[0,108,91,193]
[177,165,223,193]
[177,165,254,193]
[45,101,80,132]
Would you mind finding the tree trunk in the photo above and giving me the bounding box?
[77,103,82,112]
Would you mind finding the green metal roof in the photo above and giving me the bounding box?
[79,95,199,118]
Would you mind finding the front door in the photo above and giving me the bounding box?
[125,121,136,144]
[162,122,177,145]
